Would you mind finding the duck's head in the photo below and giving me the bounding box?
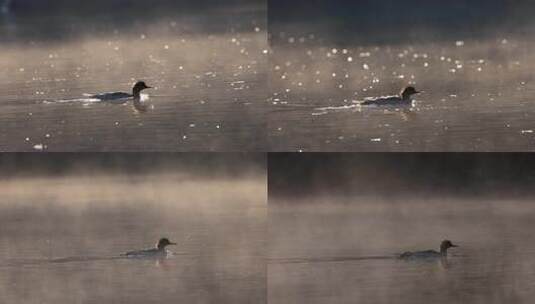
[400,86,421,99]
[133,81,152,93]
[440,240,458,252]
[156,238,176,249]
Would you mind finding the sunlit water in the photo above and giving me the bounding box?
[269,198,535,303]
[0,10,266,151]
[269,33,535,151]
[0,174,266,303]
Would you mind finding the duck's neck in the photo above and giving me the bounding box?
[401,92,412,101]
[132,88,142,99]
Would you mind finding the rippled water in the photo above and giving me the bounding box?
[269,199,535,303]
[0,173,266,304]
[269,34,535,151]
[0,8,266,151]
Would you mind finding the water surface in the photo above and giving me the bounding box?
[0,173,266,303]
[0,5,266,151]
[269,33,535,151]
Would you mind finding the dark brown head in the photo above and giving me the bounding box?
[400,86,421,100]
[156,238,176,249]
[440,240,458,253]
[132,81,152,96]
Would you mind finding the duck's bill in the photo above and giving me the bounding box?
[451,244,459,247]
[169,242,177,245]
[415,90,423,94]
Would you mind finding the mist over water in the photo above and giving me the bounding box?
[269,197,535,304]
[0,1,266,151]
[0,155,266,304]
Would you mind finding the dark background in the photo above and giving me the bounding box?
[0,153,265,178]
[4,0,262,15]
[0,0,265,42]
[269,153,535,200]
[268,0,535,45]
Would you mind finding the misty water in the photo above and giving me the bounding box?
[269,33,535,151]
[0,5,266,151]
[0,173,266,303]
[269,198,535,304]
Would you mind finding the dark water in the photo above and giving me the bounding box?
[269,198,535,304]
[0,6,266,151]
[0,173,266,304]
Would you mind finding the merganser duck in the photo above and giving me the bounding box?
[399,240,458,259]
[85,81,152,102]
[360,86,421,106]
[123,238,176,258]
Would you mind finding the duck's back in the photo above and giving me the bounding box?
[399,250,441,259]
[86,92,132,102]
[361,95,408,106]
[123,247,163,257]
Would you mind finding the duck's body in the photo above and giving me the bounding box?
[123,238,176,258]
[361,95,412,106]
[399,249,442,259]
[124,247,168,257]
[86,92,133,102]
[85,81,151,102]
[360,86,421,106]
[399,240,458,260]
